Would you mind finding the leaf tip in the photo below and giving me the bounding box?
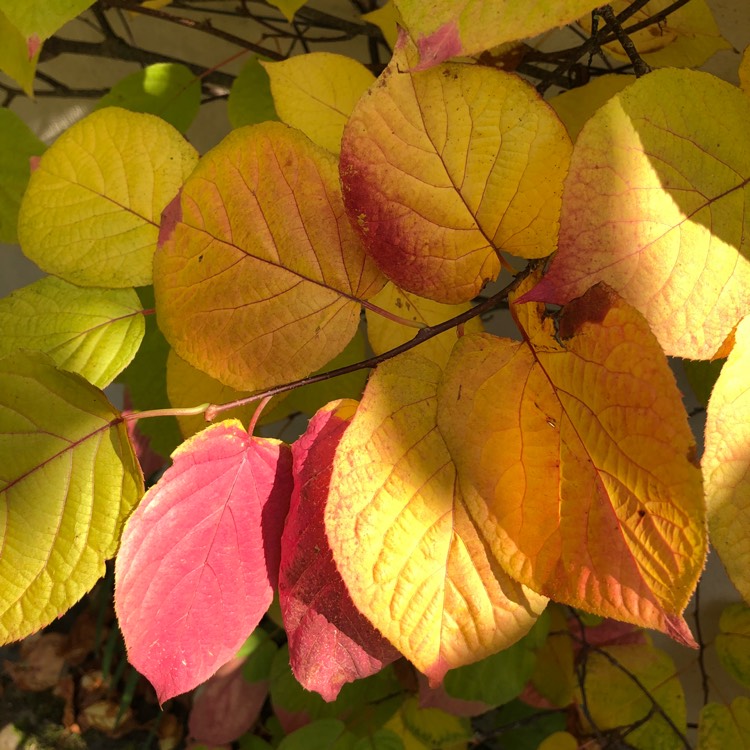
[664,615,697,649]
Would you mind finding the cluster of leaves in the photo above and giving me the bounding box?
[1,0,750,748]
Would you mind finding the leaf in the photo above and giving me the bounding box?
[0,276,144,388]
[577,644,686,750]
[280,400,400,702]
[154,121,385,392]
[549,74,635,141]
[361,1,400,49]
[366,284,482,368]
[392,0,601,68]
[536,732,578,750]
[0,9,39,95]
[227,56,277,129]
[578,0,731,69]
[0,109,46,242]
[439,283,705,641]
[0,0,95,44]
[189,655,269,745]
[715,602,750,689]
[385,697,471,750]
[114,420,292,703]
[520,69,750,359]
[0,351,143,644]
[703,315,750,602]
[326,350,547,682]
[278,719,357,750]
[682,358,724,408]
[340,35,571,304]
[479,700,566,750]
[698,698,750,750]
[741,45,750,95]
[95,63,201,133]
[267,0,307,23]
[18,107,199,288]
[262,53,374,154]
[528,606,575,708]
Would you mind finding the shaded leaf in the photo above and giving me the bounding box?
[385,697,471,749]
[0,276,144,388]
[521,69,750,359]
[417,673,490,718]
[392,0,601,68]
[95,62,201,133]
[262,53,374,154]
[537,732,577,750]
[527,606,575,708]
[361,1,400,49]
[267,0,307,23]
[0,352,143,644]
[715,602,750,689]
[0,108,46,242]
[741,45,750,95]
[280,400,399,702]
[703,315,750,602]
[439,283,705,641]
[154,121,385,392]
[340,35,571,303]
[115,420,292,703]
[326,351,547,682]
[698,697,750,749]
[18,107,198,288]
[227,56,277,128]
[683,358,724,408]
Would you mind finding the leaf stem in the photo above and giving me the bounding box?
[360,299,427,329]
[122,403,210,421]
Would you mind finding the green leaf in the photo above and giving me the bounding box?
[0,351,143,644]
[352,730,405,750]
[18,107,198,288]
[475,700,566,750]
[0,9,39,95]
[698,698,750,749]
[279,720,357,750]
[0,109,46,242]
[228,56,278,129]
[0,276,144,388]
[683,358,724,408]
[95,63,201,133]
[716,602,750,689]
[0,0,95,43]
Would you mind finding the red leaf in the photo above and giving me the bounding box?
[115,420,292,703]
[279,400,400,702]
[188,655,268,745]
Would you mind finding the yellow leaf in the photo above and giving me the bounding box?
[154,121,385,392]
[0,9,39,96]
[439,282,705,640]
[366,283,482,368]
[579,0,731,69]
[0,0,95,43]
[267,0,307,22]
[385,697,471,749]
[18,107,198,288]
[523,68,750,359]
[537,732,578,750]
[362,1,400,49]
[703,315,750,603]
[549,74,635,141]
[340,35,571,304]
[326,351,547,681]
[741,45,750,96]
[262,53,374,154]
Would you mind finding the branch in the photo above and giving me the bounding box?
[594,4,651,77]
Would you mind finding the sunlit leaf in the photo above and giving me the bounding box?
[280,400,399,702]
[0,352,143,644]
[393,0,601,68]
[115,420,292,703]
[715,602,750,689]
[439,283,705,641]
[578,644,686,749]
[326,351,547,682]
[0,109,46,242]
[18,107,198,288]
[267,0,307,22]
[95,63,201,133]
[578,0,730,69]
[703,315,750,602]
[698,697,750,750]
[0,276,144,388]
[0,9,39,95]
[0,0,95,43]
[361,1,400,48]
[522,69,750,359]
[340,35,571,304]
[227,56,277,128]
[262,53,374,155]
[154,121,385,392]
[366,284,482,368]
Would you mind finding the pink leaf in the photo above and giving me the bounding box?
[115,420,292,703]
[189,655,268,745]
[279,400,400,702]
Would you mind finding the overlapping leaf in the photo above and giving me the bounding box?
[18,107,198,288]
[703,315,750,602]
[698,698,750,749]
[267,0,307,22]
[262,53,375,154]
[154,121,385,392]
[340,35,571,304]
[393,0,601,68]
[227,56,277,128]
[521,69,750,359]
[0,1,95,46]
[439,283,705,640]
[115,420,292,703]
[326,351,547,682]
[0,352,143,644]
[0,9,39,96]
[0,276,144,388]
[280,400,399,701]
[715,602,750,689]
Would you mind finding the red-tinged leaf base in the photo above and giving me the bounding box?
[115,420,292,703]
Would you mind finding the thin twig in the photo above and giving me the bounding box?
[594,4,651,77]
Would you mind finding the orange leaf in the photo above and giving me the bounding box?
[326,352,547,682]
[438,283,705,642]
